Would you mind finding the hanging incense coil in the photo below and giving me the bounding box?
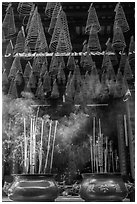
[35,79,44,98]
[83,52,95,71]
[14,27,25,54]
[8,56,23,79]
[23,61,32,78]
[14,71,23,86]
[2,69,9,85]
[32,56,43,75]
[73,64,82,89]
[85,3,101,34]
[114,3,129,33]
[67,54,76,71]
[45,2,57,18]
[49,9,71,53]
[51,79,59,98]
[128,36,135,54]
[17,2,34,16]
[112,24,126,51]
[124,58,133,80]
[43,71,51,93]
[25,7,39,51]
[5,40,14,56]
[58,56,65,69]
[49,55,60,77]
[87,25,101,52]
[2,5,16,39]
[114,70,125,98]
[105,38,118,66]
[27,71,37,88]
[118,53,127,75]
[65,74,75,101]
[48,3,62,35]
[23,77,32,93]
[8,78,18,98]
[57,63,66,84]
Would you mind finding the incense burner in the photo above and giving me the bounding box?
[79,173,128,202]
[8,174,59,202]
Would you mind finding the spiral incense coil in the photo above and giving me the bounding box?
[2,5,16,39]
[87,25,101,52]
[48,3,62,35]
[112,24,126,51]
[105,38,118,66]
[117,114,127,176]
[8,78,18,98]
[14,27,25,54]
[67,54,76,71]
[49,9,71,53]
[25,7,39,51]
[8,56,23,79]
[85,3,101,34]
[23,61,32,78]
[2,69,9,85]
[51,79,59,98]
[27,71,37,88]
[5,40,14,56]
[114,3,129,33]
[56,28,72,53]
[124,58,133,80]
[45,2,57,18]
[43,71,51,93]
[17,2,34,16]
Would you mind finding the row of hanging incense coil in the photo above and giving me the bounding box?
[2,53,132,100]
[2,2,132,54]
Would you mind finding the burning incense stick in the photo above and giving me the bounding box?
[124,114,128,146]
[44,120,52,173]
[50,120,58,172]
[38,119,44,174]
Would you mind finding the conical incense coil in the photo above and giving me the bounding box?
[27,71,37,88]
[105,38,118,66]
[124,58,133,80]
[57,63,66,84]
[5,40,14,56]
[114,3,129,33]
[45,2,57,18]
[40,61,48,78]
[49,9,71,53]
[14,27,25,54]
[43,71,51,93]
[56,28,72,53]
[112,24,126,51]
[80,40,88,67]
[2,5,16,39]
[14,71,23,86]
[17,2,34,16]
[87,25,101,52]
[25,7,39,51]
[67,54,76,71]
[83,52,95,71]
[35,13,49,52]
[23,61,32,78]
[48,2,62,35]
[35,79,44,98]
[8,78,18,98]
[51,79,59,98]
[26,4,35,32]
[2,69,9,85]
[85,3,101,34]
[114,70,125,98]
[8,56,23,79]
[128,36,135,54]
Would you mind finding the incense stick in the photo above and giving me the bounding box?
[93,117,96,172]
[44,120,52,173]
[124,114,128,146]
[50,120,58,173]
[38,119,44,174]
[24,118,28,173]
